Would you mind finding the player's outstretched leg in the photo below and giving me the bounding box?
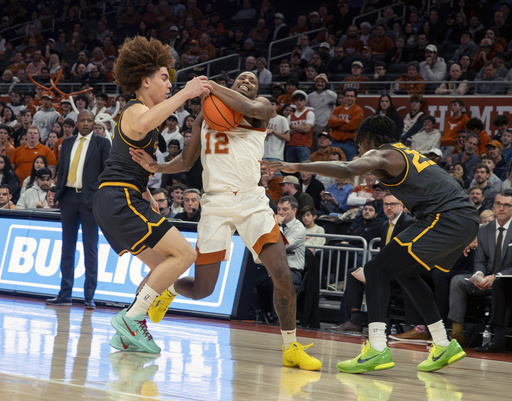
[337,341,395,374]
[258,237,322,371]
[417,339,466,372]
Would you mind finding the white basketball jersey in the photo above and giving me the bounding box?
[201,120,267,193]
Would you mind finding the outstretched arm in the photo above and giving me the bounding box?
[130,113,203,174]
[263,149,402,179]
[123,76,212,140]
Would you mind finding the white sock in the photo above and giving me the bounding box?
[281,328,297,349]
[168,283,178,296]
[368,322,387,351]
[428,320,450,347]
[126,284,160,318]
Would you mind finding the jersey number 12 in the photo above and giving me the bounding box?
[205,132,229,154]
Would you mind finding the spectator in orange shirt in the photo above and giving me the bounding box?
[309,132,347,162]
[277,79,298,111]
[289,15,309,36]
[0,125,15,159]
[6,52,28,75]
[341,61,370,94]
[466,118,491,155]
[347,172,377,209]
[198,33,216,58]
[342,25,364,55]
[53,118,76,162]
[367,24,395,54]
[260,164,283,205]
[10,126,57,185]
[394,62,426,95]
[327,89,364,161]
[440,98,470,159]
[100,36,117,58]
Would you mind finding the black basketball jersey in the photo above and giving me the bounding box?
[98,99,159,192]
[378,142,477,218]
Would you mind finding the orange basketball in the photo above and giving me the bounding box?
[202,95,243,132]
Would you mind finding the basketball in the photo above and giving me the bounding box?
[202,95,243,132]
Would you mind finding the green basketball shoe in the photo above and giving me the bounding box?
[417,339,466,372]
[337,341,395,374]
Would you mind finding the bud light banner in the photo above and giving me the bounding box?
[0,216,246,317]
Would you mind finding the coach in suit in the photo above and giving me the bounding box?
[474,189,512,352]
[46,110,111,308]
[331,193,415,332]
[449,189,512,346]
[379,194,420,332]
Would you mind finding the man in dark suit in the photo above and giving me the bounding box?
[331,194,415,333]
[46,110,111,308]
[474,189,512,352]
[449,189,512,348]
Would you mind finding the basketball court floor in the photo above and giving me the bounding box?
[1,294,511,401]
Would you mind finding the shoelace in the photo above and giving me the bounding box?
[361,341,371,354]
[135,318,153,340]
[292,342,313,352]
[427,343,440,358]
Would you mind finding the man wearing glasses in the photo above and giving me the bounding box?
[330,193,415,334]
[327,46,349,75]
[448,189,512,352]
[151,188,173,218]
[382,194,434,342]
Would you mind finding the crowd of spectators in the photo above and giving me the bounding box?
[1,1,512,346]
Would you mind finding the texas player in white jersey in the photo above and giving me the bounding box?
[130,71,322,371]
[198,119,276,263]
[200,120,266,194]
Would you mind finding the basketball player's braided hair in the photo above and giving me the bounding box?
[114,36,174,94]
[355,114,397,147]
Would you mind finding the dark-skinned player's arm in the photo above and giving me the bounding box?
[264,149,397,179]
[129,113,203,174]
[208,80,273,121]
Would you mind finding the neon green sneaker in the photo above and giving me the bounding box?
[148,290,177,323]
[282,342,322,371]
[417,339,466,372]
[336,341,395,374]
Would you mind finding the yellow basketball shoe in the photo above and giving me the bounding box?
[148,290,177,323]
[282,342,322,371]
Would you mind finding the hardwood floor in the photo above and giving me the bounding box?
[0,294,511,401]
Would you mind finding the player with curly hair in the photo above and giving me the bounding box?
[93,36,211,354]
